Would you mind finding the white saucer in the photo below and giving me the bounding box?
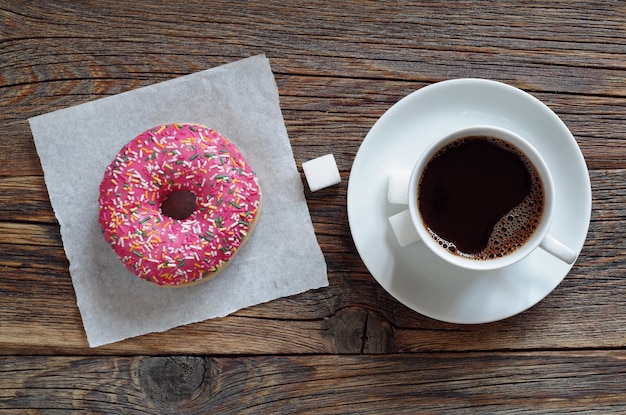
[347,78,591,324]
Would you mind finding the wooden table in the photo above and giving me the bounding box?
[2,1,625,413]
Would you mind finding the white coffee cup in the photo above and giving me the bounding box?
[404,125,577,271]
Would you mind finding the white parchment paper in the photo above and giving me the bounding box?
[29,55,328,347]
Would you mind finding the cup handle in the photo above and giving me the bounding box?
[540,234,578,264]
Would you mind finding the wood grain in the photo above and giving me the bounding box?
[1,0,625,413]
[2,1,626,176]
[1,352,624,414]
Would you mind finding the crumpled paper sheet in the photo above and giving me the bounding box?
[29,54,328,347]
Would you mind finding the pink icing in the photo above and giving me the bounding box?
[98,124,261,286]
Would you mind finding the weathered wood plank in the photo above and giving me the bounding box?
[0,352,624,414]
[2,1,625,91]
[1,75,624,181]
[0,177,54,223]
[0,170,623,354]
[2,2,625,178]
[0,223,61,246]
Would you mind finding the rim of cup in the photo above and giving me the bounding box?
[407,125,556,271]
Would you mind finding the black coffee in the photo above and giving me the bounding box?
[417,135,544,260]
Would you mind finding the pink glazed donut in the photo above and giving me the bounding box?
[98,123,261,286]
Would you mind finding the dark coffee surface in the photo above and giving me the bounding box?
[418,136,544,259]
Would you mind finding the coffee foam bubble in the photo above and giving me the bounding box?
[476,180,544,260]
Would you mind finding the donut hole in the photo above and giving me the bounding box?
[160,189,197,220]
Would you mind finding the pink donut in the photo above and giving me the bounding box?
[98,123,261,286]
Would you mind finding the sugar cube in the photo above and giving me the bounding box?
[302,154,341,192]
[387,170,411,205]
[388,209,420,247]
